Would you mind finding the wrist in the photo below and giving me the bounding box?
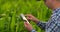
[33,19,39,23]
[28,28,33,31]
[28,27,33,31]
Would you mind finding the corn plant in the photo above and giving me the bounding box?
[0,0,52,32]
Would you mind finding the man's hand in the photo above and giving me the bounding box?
[25,14,39,23]
[24,22,33,31]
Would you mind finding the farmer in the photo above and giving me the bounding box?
[24,0,60,32]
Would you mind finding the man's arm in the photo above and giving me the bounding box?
[36,21,46,29]
[25,14,47,32]
[30,21,46,32]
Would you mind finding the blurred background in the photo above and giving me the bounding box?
[0,0,52,32]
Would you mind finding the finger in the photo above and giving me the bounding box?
[24,22,27,27]
[24,22,29,25]
[25,14,32,17]
[26,17,32,20]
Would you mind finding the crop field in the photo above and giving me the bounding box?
[0,0,52,32]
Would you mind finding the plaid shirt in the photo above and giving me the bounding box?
[31,8,60,32]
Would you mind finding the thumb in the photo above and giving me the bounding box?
[24,22,29,27]
[24,22,29,25]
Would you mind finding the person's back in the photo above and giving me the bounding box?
[46,8,60,32]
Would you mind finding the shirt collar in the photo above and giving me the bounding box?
[52,8,60,14]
